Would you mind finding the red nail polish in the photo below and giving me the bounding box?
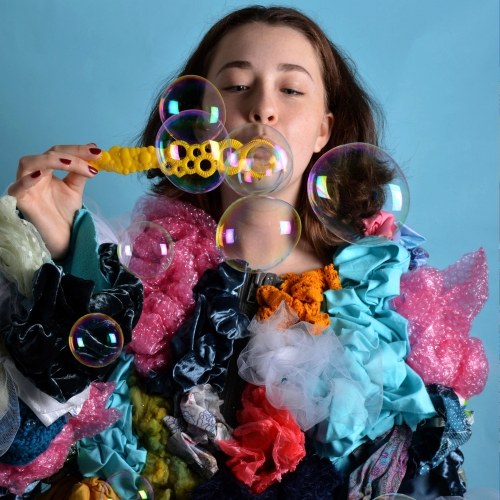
[88,166,98,175]
[30,171,42,178]
[89,148,101,155]
[59,158,71,165]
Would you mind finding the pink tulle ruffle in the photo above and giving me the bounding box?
[218,384,306,494]
[126,197,221,375]
[392,248,489,399]
[0,382,120,494]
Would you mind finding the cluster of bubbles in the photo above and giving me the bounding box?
[98,471,154,500]
[216,122,300,272]
[116,77,410,278]
[157,75,228,193]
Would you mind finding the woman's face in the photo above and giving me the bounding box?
[207,23,334,206]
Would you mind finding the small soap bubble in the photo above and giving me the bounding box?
[69,313,124,368]
[159,75,226,126]
[221,123,293,196]
[216,196,301,272]
[99,471,154,500]
[156,110,228,193]
[118,221,174,279]
[307,143,409,246]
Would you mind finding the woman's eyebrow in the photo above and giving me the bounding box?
[216,61,313,81]
[216,60,252,76]
[277,63,313,81]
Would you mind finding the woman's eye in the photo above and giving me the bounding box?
[226,85,248,92]
[282,88,304,96]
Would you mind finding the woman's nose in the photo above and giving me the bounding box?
[248,87,277,125]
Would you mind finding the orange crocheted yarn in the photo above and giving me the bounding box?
[256,264,341,331]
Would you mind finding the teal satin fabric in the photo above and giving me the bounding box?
[310,242,436,465]
[77,352,147,478]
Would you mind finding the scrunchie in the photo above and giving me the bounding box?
[169,262,251,394]
[0,244,143,403]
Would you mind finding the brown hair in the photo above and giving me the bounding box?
[139,5,387,261]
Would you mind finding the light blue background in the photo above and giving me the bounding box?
[0,0,498,491]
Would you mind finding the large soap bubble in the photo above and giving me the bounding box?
[307,143,409,246]
[99,471,154,500]
[118,221,174,280]
[216,196,301,272]
[156,110,228,193]
[69,313,124,368]
[221,123,293,196]
[159,75,226,126]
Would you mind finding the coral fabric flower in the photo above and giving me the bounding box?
[218,384,306,494]
[363,210,396,238]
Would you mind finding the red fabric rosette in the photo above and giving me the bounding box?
[218,384,305,494]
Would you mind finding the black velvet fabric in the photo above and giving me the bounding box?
[0,243,143,403]
[169,262,250,394]
[398,384,469,498]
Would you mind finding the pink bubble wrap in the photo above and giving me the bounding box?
[0,382,121,495]
[126,196,222,376]
[392,248,489,399]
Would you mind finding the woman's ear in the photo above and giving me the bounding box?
[313,112,334,153]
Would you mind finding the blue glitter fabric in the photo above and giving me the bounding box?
[0,400,66,466]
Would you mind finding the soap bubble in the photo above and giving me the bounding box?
[118,221,174,279]
[216,196,301,272]
[307,143,409,246]
[221,123,293,196]
[99,471,154,500]
[156,110,228,193]
[69,313,124,368]
[159,75,226,126]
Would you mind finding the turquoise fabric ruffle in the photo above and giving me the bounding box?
[77,352,147,478]
[56,208,110,293]
[310,242,436,465]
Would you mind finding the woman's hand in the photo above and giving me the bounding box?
[7,144,101,260]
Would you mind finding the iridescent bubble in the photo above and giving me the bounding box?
[307,143,409,246]
[69,313,124,368]
[99,471,154,500]
[159,75,226,126]
[156,110,228,193]
[117,221,174,279]
[216,196,301,272]
[221,123,293,196]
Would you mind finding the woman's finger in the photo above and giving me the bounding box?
[17,151,100,180]
[46,144,102,162]
[64,169,96,193]
[7,169,47,200]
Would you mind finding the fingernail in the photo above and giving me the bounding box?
[31,171,42,178]
[88,166,98,175]
[59,158,72,165]
[89,148,101,155]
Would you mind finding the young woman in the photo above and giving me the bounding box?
[1,6,487,500]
